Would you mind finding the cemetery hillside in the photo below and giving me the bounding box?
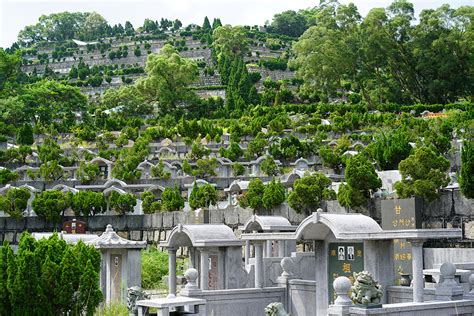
[0,0,473,315]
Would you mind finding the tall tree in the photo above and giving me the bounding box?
[459,141,474,199]
[138,44,198,113]
[0,188,31,219]
[32,190,71,223]
[288,172,334,213]
[262,178,286,210]
[395,146,450,201]
[212,25,249,58]
[268,10,308,37]
[337,154,382,208]
[203,16,212,30]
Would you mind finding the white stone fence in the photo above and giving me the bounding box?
[328,263,474,316]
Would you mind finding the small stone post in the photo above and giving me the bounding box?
[180,268,201,297]
[327,276,353,316]
[276,257,295,311]
[435,262,464,301]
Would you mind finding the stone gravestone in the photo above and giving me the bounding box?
[381,198,422,285]
[328,243,364,304]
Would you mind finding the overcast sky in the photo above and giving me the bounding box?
[0,0,471,48]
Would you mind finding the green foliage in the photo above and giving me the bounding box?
[112,152,142,181]
[193,157,218,178]
[141,191,162,214]
[40,160,64,181]
[267,10,308,37]
[260,156,280,176]
[102,85,151,117]
[20,79,87,126]
[190,141,211,159]
[141,246,186,290]
[0,49,21,92]
[219,142,243,161]
[262,178,286,210]
[77,161,101,184]
[16,124,34,145]
[460,141,474,199]
[338,154,381,208]
[368,128,412,170]
[32,190,71,223]
[0,233,101,315]
[240,178,265,213]
[141,246,169,289]
[232,162,245,176]
[395,146,450,201]
[151,161,171,179]
[139,44,198,113]
[212,25,248,57]
[71,191,106,216]
[37,137,63,163]
[95,302,128,316]
[291,2,474,105]
[189,183,218,210]
[108,191,137,215]
[0,188,30,219]
[319,146,343,172]
[182,160,193,176]
[161,186,184,212]
[288,172,334,213]
[0,169,18,185]
[247,133,268,158]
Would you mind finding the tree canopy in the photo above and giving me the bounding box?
[138,44,198,113]
[394,146,450,201]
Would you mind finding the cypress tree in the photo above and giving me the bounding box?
[203,16,211,30]
[460,141,474,198]
[77,260,103,316]
[17,124,34,145]
[58,248,81,313]
[0,242,12,316]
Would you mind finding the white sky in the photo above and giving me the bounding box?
[0,0,471,48]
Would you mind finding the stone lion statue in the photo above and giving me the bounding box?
[351,271,383,305]
[264,302,290,316]
[127,286,150,314]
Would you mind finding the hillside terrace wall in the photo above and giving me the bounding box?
[1,193,473,246]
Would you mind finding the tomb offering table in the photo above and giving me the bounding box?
[135,296,206,316]
[423,268,471,290]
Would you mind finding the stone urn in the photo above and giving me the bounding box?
[399,274,411,287]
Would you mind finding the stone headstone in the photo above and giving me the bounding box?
[381,198,422,285]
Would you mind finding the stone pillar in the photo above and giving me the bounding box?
[199,248,209,290]
[189,247,196,268]
[266,240,273,257]
[167,247,177,297]
[410,240,424,303]
[107,164,112,180]
[363,240,394,304]
[278,240,285,258]
[315,240,328,315]
[254,241,264,288]
[245,240,251,265]
[217,248,225,290]
[327,276,353,316]
[435,262,464,301]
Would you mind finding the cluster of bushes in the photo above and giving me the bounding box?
[0,233,102,315]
